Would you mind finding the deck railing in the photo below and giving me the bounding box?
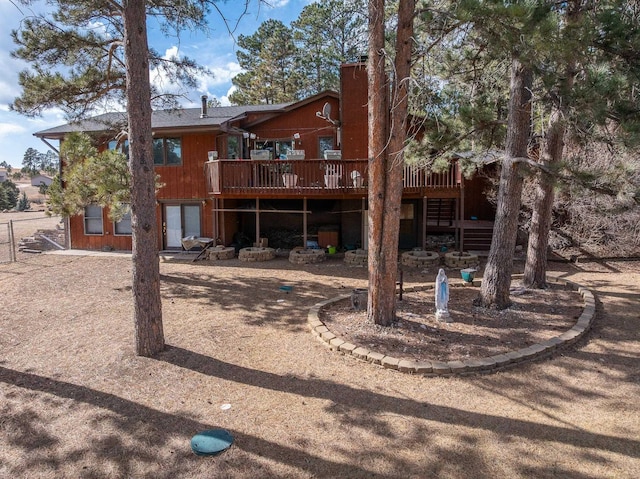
[205,158,460,196]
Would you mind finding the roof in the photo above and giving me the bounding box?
[34,102,294,139]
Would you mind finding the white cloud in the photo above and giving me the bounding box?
[269,0,291,7]
[219,86,237,106]
[0,122,25,137]
[199,61,242,90]
[163,46,180,60]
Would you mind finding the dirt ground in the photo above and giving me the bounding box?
[322,280,584,362]
[1,250,639,478]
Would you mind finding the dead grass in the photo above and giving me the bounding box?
[1,253,639,479]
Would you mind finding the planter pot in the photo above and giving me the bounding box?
[282,173,298,188]
[324,174,340,188]
[351,288,368,310]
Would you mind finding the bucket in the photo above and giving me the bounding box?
[327,245,336,254]
[460,268,477,283]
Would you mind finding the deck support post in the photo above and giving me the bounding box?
[459,178,465,252]
[255,198,260,244]
[303,197,308,247]
[422,196,427,250]
[361,197,367,249]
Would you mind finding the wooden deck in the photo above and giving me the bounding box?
[205,159,461,198]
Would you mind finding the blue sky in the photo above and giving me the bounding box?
[0,0,313,168]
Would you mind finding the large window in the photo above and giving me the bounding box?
[255,139,293,159]
[84,205,103,235]
[153,137,182,165]
[227,136,240,159]
[114,205,132,235]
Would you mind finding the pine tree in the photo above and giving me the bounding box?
[22,147,41,177]
[0,180,20,210]
[367,0,415,326]
[17,192,30,211]
[10,0,232,357]
[230,19,302,105]
[293,0,367,97]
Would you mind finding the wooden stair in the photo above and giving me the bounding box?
[426,198,456,227]
[462,225,494,251]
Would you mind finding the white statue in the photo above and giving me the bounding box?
[435,268,451,322]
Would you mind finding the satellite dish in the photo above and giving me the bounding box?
[315,101,340,127]
[322,102,332,119]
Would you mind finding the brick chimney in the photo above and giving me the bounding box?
[340,60,369,159]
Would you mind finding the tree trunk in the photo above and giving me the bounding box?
[523,109,563,288]
[523,1,579,289]
[367,0,414,326]
[477,57,532,309]
[367,0,392,325]
[123,0,165,356]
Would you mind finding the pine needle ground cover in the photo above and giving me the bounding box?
[1,254,638,478]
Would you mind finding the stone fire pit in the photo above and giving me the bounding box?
[444,251,479,268]
[344,249,368,267]
[206,246,236,261]
[401,250,440,268]
[238,247,276,262]
[289,248,326,264]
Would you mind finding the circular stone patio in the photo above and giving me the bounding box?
[307,275,596,376]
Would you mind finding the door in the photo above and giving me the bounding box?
[164,204,201,249]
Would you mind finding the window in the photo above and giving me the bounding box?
[255,140,293,159]
[153,137,182,165]
[227,136,240,159]
[319,137,334,157]
[84,205,103,235]
[107,139,129,158]
[114,205,132,235]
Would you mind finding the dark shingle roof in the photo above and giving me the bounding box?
[34,103,293,139]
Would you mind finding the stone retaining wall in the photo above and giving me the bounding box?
[308,274,596,377]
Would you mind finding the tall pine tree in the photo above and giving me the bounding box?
[11,0,237,356]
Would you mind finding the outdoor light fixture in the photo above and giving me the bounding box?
[207,151,218,161]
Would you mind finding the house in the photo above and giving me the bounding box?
[0,168,7,183]
[30,174,53,187]
[34,60,495,252]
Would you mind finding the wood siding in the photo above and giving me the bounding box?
[69,132,215,250]
[245,98,340,159]
[340,63,369,160]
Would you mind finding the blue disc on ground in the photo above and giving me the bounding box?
[191,429,234,456]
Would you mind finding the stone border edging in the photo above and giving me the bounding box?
[308,274,596,376]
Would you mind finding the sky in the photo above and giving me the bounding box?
[0,0,314,168]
